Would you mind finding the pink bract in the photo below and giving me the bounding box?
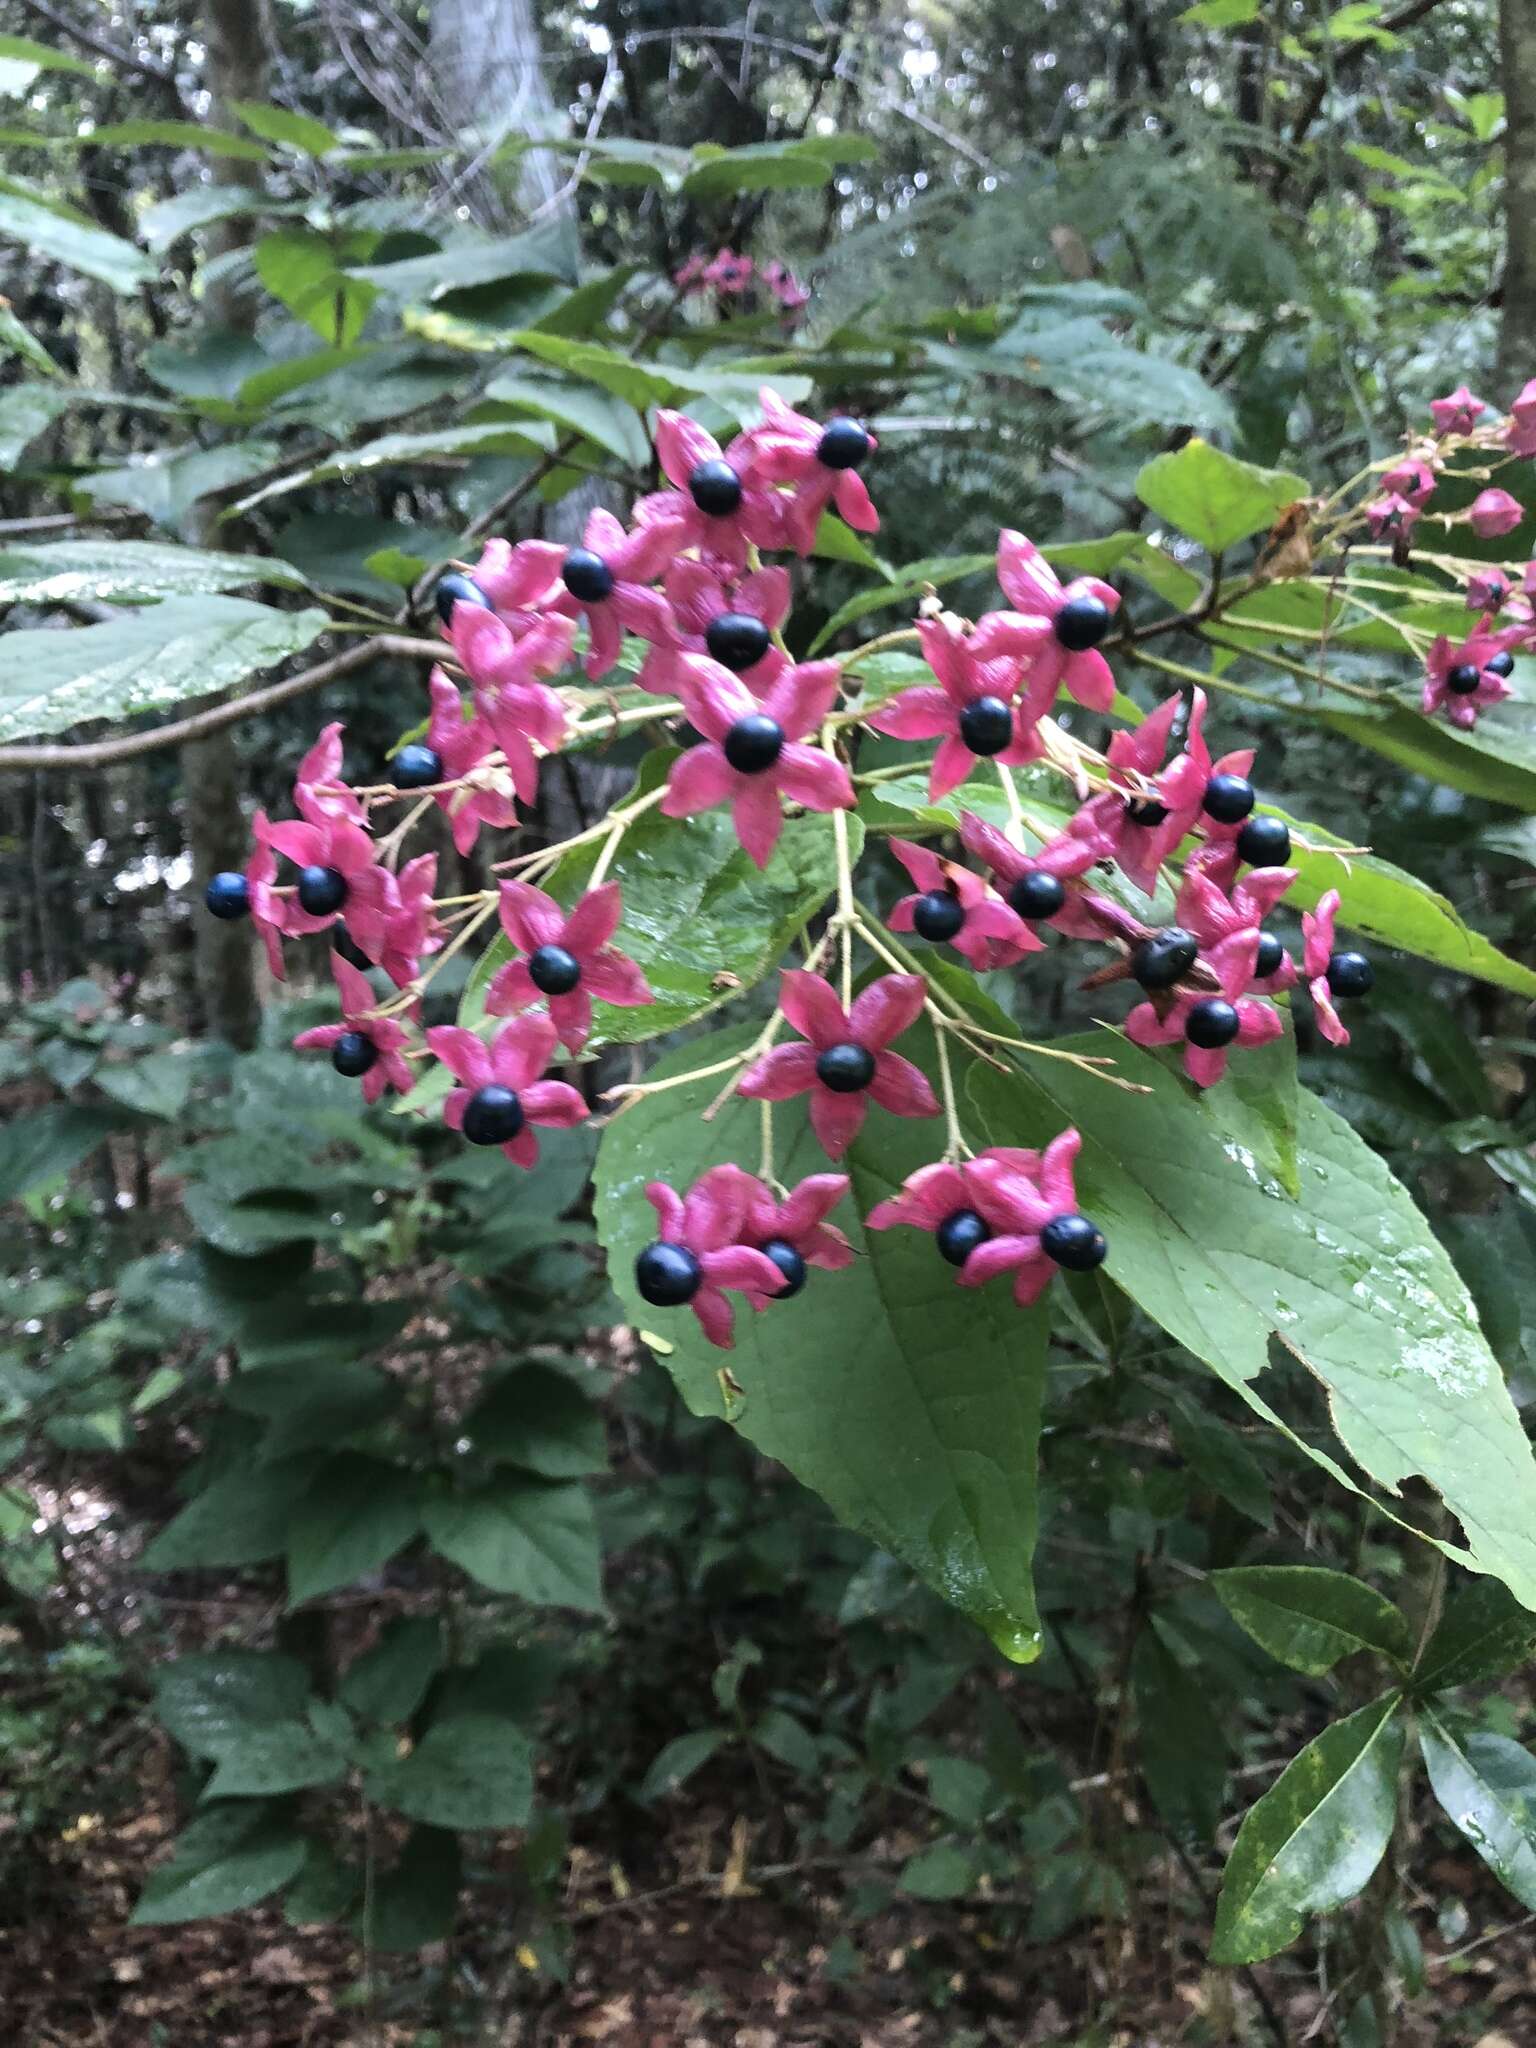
[486,879,652,1054]
[986,530,1120,726]
[866,612,1040,802]
[636,558,790,699]
[962,1131,1091,1309]
[634,409,785,571]
[550,507,678,679]
[1302,888,1350,1047]
[426,1014,588,1170]
[1124,928,1282,1088]
[745,387,880,556]
[293,953,415,1103]
[886,837,1035,969]
[737,970,939,1160]
[641,1173,788,1349]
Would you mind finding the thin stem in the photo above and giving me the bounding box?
[493,783,666,876]
[934,1023,970,1162]
[836,625,922,670]
[996,759,1027,846]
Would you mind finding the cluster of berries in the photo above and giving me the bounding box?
[1364,380,1533,730]
[673,246,811,314]
[202,383,1385,1348]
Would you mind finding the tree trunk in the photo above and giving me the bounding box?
[1499,0,1536,388]
[184,0,274,1051]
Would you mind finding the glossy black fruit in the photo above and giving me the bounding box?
[296,865,348,916]
[331,1031,377,1078]
[392,743,443,790]
[1255,930,1286,979]
[1327,950,1374,999]
[1236,815,1291,868]
[815,1042,876,1093]
[1130,927,1198,991]
[636,1241,702,1307]
[689,459,743,516]
[913,890,965,942]
[817,417,871,469]
[1053,595,1111,651]
[706,612,771,671]
[762,1239,808,1297]
[936,1208,990,1267]
[1186,998,1240,1049]
[204,871,249,920]
[1040,1213,1108,1271]
[462,1084,524,1145]
[1009,871,1066,921]
[1487,650,1516,679]
[723,714,785,774]
[1124,796,1170,829]
[562,548,613,603]
[958,695,1014,756]
[1202,773,1256,824]
[434,573,492,626]
[528,944,581,996]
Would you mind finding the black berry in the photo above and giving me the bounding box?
[817,417,871,470]
[462,1084,524,1146]
[392,743,443,790]
[1236,815,1291,868]
[204,871,249,920]
[1040,1213,1108,1272]
[1009,871,1066,921]
[1255,930,1286,979]
[297,865,348,916]
[689,459,743,516]
[1124,796,1170,829]
[528,944,581,996]
[913,890,965,942]
[762,1239,808,1298]
[936,1208,990,1267]
[1487,650,1516,679]
[636,1241,702,1307]
[1326,950,1374,999]
[723,714,785,774]
[958,695,1014,756]
[1203,773,1256,824]
[1186,998,1240,1050]
[1445,662,1482,695]
[331,1031,377,1078]
[705,612,771,672]
[562,548,613,604]
[434,573,492,626]
[816,1042,876,1093]
[1053,595,1111,652]
[1131,927,1199,992]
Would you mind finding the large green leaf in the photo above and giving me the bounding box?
[231,419,558,515]
[1320,700,1536,813]
[0,187,155,291]
[422,1476,604,1612]
[1133,1624,1228,1845]
[1136,438,1309,553]
[230,99,340,156]
[480,370,650,468]
[0,596,330,744]
[81,439,282,527]
[350,222,572,298]
[0,1104,121,1201]
[463,770,855,1047]
[286,1454,424,1605]
[1412,1577,1536,1691]
[1420,1713,1536,1908]
[969,1037,1536,1610]
[154,1650,311,1759]
[462,1363,607,1478]
[0,381,75,464]
[254,229,376,346]
[141,184,305,252]
[594,1020,1051,1662]
[1211,1695,1405,1963]
[1211,1566,1413,1675]
[366,1713,533,1829]
[0,540,306,605]
[0,32,95,77]
[0,301,61,376]
[131,1806,306,1926]
[143,1460,319,1570]
[203,1715,351,1800]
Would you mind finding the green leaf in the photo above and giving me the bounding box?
[0,596,330,745]
[367,1713,533,1829]
[1420,1713,1536,1908]
[144,1461,318,1570]
[1136,439,1309,554]
[1413,1577,1536,1691]
[682,140,837,199]
[423,1476,604,1612]
[231,419,558,516]
[1320,700,1536,815]
[465,771,855,1047]
[968,1037,1536,1611]
[141,185,306,252]
[363,1827,460,1950]
[132,1806,306,1925]
[254,229,376,346]
[0,381,73,464]
[808,551,997,654]
[1132,1625,1227,1844]
[203,1716,351,1799]
[351,222,572,299]
[1212,1567,1413,1674]
[82,440,282,528]
[286,1454,423,1605]
[96,1052,193,1121]
[1265,812,1536,1000]
[1168,1399,1273,1528]
[1181,0,1262,22]
[0,32,95,77]
[0,301,60,376]
[0,539,306,605]
[154,1650,311,1759]
[1211,1695,1405,1964]
[230,100,340,156]
[88,119,271,162]
[899,1840,987,1900]
[0,1105,120,1202]
[638,1728,729,1802]
[463,1364,607,1478]
[0,187,155,292]
[480,371,649,468]
[595,1018,1050,1663]
[339,1617,443,1725]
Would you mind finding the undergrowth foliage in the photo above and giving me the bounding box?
[153,369,1536,1965]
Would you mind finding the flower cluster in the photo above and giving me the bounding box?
[674,247,810,314]
[203,375,1431,1358]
